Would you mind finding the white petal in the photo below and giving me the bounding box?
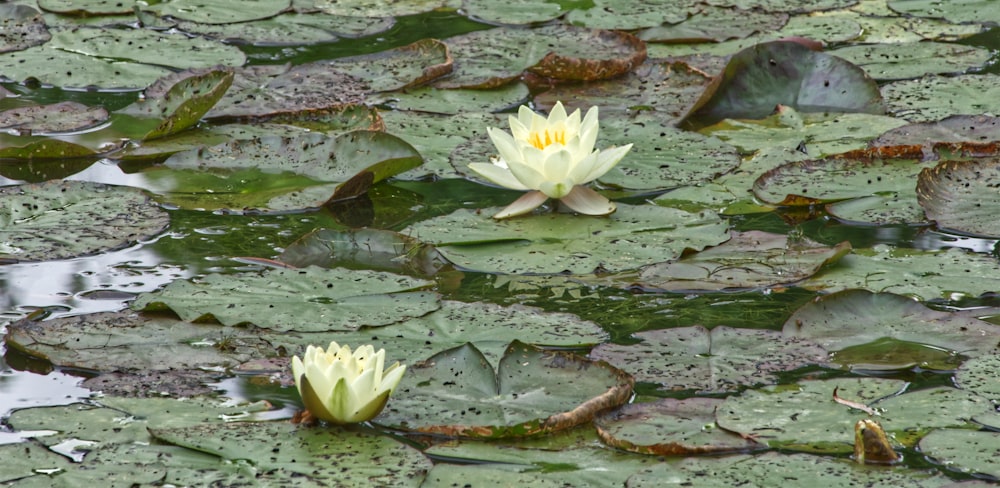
[487,127,524,167]
[542,148,573,182]
[548,101,568,126]
[468,162,530,190]
[559,185,616,216]
[291,355,305,390]
[539,180,574,199]
[566,150,600,184]
[580,144,632,182]
[493,190,548,219]
[516,105,536,130]
[506,157,548,190]
[379,362,406,395]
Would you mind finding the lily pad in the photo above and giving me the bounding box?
[278,227,444,277]
[565,0,696,29]
[313,0,452,17]
[374,341,633,438]
[150,421,432,486]
[0,101,108,134]
[883,74,1000,123]
[330,38,452,92]
[147,0,291,24]
[0,46,173,89]
[801,246,1000,301]
[589,326,829,394]
[638,6,788,43]
[0,180,169,263]
[954,354,1000,402]
[48,27,246,70]
[888,0,1000,24]
[637,231,851,291]
[829,42,992,81]
[371,82,529,114]
[595,398,763,455]
[174,13,394,45]
[461,0,565,25]
[917,158,1000,238]
[0,4,50,54]
[872,115,1000,148]
[403,203,730,274]
[380,110,502,179]
[679,40,885,130]
[919,429,1000,478]
[115,68,234,140]
[131,265,438,332]
[782,289,1000,358]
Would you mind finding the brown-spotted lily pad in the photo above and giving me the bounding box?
[0,4,50,53]
[595,398,764,456]
[637,231,851,291]
[872,115,1000,148]
[278,227,445,277]
[679,40,885,130]
[116,67,234,140]
[0,101,107,134]
[332,38,452,92]
[917,157,1000,238]
[638,6,789,43]
[375,341,633,438]
[590,326,828,394]
[0,180,169,263]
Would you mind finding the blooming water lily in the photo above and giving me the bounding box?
[468,101,632,219]
[291,342,406,424]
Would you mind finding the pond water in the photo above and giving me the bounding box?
[3,1,1000,485]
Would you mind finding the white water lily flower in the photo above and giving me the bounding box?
[291,342,406,424]
[468,101,632,219]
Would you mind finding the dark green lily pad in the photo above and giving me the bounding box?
[278,227,444,276]
[132,265,438,332]
[753,152,934,206]
[0,101,107,134]
[888,0,1000,24]
[205,63,368,120]
[595,398,763,455]
[438,25,645,88]
[919,429,1000,478]
[116,67,234,140]
[148,0,290,24]
[679,40,885,130]
[917,158,1000,238]
[829,42,992,81]
[872,115,1000,147]
[150,421,431,486]
[637,231,851,291]
[883,74,1000,123]
[4,311,271,372]
[48,27,246,70]
[0,4,50,53]
[0,180,169,263]
[638,6,788,43]
[590,326,829,394]
[374,341,633,438]
[379,110,502,179]
[403,204,730,274]
[782,289,1000,358]
[801,246,1000,300]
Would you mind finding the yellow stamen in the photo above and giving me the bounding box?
[528,128,565,150]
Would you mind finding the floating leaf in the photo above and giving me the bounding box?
[150,422,431,486]
[917,158,1000,237]
[148,0,291,24]
[679,40,885,130]
[131,266,438,332]
[0,46,173,89]
[829,42,992,81]
[462,0,564,25]
[331,38,452,92]
[371,82,529,115]
[374,341,633,438]
[0,101,107,135]
[565,0,695,29]
[403,204,729,274]
[48,27,246,70]
[0,4,50,54]
[954,354,1000,402]
[595,398,763,455]
[637,231,851,291]
[883,74,1000,123]
[638,6,788,43]
[782,289,1000,358]
[872,115,1000,148]
[116,68,234,140]
[0,181,168,262]
[313,0,451,17]
[919,429,1000,479]
[174,13,394,45]
[888,0,1000,24]
[590,326,828,394]
[278,227,444,276]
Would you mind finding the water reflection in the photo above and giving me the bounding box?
[0,354,91,426]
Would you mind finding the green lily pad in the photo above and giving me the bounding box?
[403,203,730,274]
[174,12,394,45]
[131,265,438,332]
[753,151,934,206]
[438,25,646,88]
[679,40,885,130]
[0,101,108,134]
[888,0,1000,24]
[313,0,453,17]
[919,429,1000,478]
[872,115,1000,147]
[0,46,173,89]
[883,74,1000,123]
[825,193,927,225]
[147,130,421,211]
[150,422,431,486]
[379,110,503,179]
[374,341,633,438]
[706,0,856,12]
[371,82,529,114]
[36,0,135,15]
[589,326,829,394]
[565,0,696,29]
[0,180,169,263]
[595,398,763,455]
[330,38,452,92]
[782,289,1000,358]
[4,311,271,372]
[278,227,444,277]
[81,370,218,398]
[955,354,1000,402]
[272,300,610,370]
[48,27,246,70]
[0,4,50,54]
[829,42,992,81]
[638,6,788,43]
[715,377,907,453]
[115,67,233,140]
[205,63,368,120]
[637,231,851,291]
[147,0,291,24]
[0,442,74,485]
[800,246,1000,301]
[917,158,1000,237]
[461,0,565,25]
